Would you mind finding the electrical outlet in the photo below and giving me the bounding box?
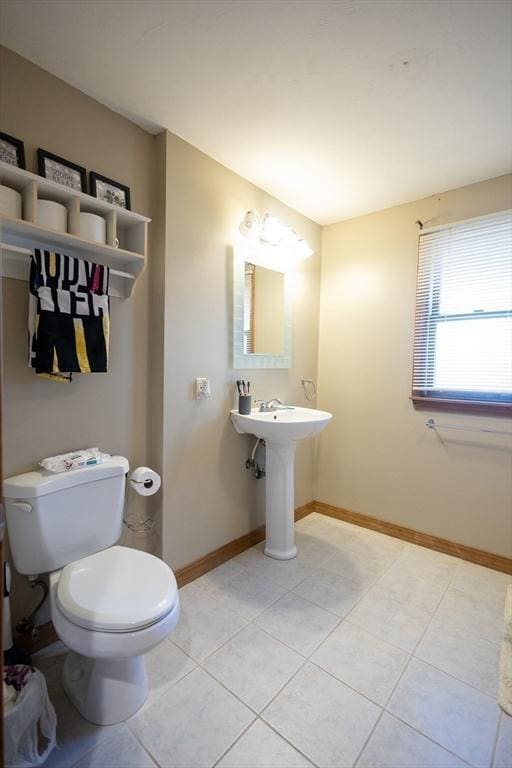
[196,377,211,399]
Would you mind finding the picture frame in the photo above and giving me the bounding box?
[90,172,131,210]
[37,148,87,192]
[0,132,26,169]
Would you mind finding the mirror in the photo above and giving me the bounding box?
[233,243,291,369]
[244,263,284,355]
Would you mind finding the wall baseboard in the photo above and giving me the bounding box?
[18,502,315,652]
[313,500,512,575]
[174,502,315,588]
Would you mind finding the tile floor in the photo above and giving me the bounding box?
[35,513,512,768]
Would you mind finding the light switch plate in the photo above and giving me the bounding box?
[196,377,211,399]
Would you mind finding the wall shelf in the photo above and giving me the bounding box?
[0,161,150,298]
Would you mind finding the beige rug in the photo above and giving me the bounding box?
[499,584,512,715]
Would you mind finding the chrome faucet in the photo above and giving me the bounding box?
[259,398,283,412]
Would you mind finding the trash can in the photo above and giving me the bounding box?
[4,666,57,767]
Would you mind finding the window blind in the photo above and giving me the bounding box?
[412,211,512,406]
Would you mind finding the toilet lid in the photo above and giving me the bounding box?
[57,546,178,632]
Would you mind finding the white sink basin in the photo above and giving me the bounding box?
[231,405,332,560]
[231,406,332,443]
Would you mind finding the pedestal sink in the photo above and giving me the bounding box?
[231,407,332,559]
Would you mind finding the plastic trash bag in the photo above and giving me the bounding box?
[5,668,57,767]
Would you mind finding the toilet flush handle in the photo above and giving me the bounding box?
[11,502,32,514]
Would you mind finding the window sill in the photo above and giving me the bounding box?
[411,396,512,417]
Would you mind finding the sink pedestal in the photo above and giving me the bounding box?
[264,441,297,560]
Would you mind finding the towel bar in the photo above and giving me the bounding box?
[426,418,511,436]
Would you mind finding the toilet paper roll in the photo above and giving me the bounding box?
[129,466,161,496]
[0,185,22,219]
[80,212,106,244]
[37,200,68,233]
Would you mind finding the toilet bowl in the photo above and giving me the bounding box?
[49,546,180,725]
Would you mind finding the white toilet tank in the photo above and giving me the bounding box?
[4,456,129,576]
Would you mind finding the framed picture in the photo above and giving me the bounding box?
[90,172,131,210]
[38,149,87,192]
[0,132,26,169]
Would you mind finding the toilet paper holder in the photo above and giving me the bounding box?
[123,466,161,533]
[131,477,154,489]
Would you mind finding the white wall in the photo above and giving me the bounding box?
[160,131,322,570]
[317,174,512,557]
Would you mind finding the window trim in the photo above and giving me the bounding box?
[417,209,511,236]
[411,395,512,416]
[411,210,512,417]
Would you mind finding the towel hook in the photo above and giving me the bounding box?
[301,377,317,401]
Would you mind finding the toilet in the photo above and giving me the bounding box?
[4,456,180,725]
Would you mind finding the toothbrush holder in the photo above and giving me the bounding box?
[238,395,252,415]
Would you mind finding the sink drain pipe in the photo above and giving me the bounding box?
[246,438,266,479]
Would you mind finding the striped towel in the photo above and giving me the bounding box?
[28,249,110,382]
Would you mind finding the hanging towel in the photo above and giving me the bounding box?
[28,249,110,382]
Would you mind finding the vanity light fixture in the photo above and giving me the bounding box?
[238,210,313,261]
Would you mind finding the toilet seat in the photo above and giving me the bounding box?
[56,545,177,632]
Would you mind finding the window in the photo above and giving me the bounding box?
[412,211,512,413]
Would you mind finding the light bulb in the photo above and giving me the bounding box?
[296,239,314,260]
[280,226,298,246]
[260,214,283,246]
[239,210,261,240]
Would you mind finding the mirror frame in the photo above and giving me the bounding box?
[233,242,292,369]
